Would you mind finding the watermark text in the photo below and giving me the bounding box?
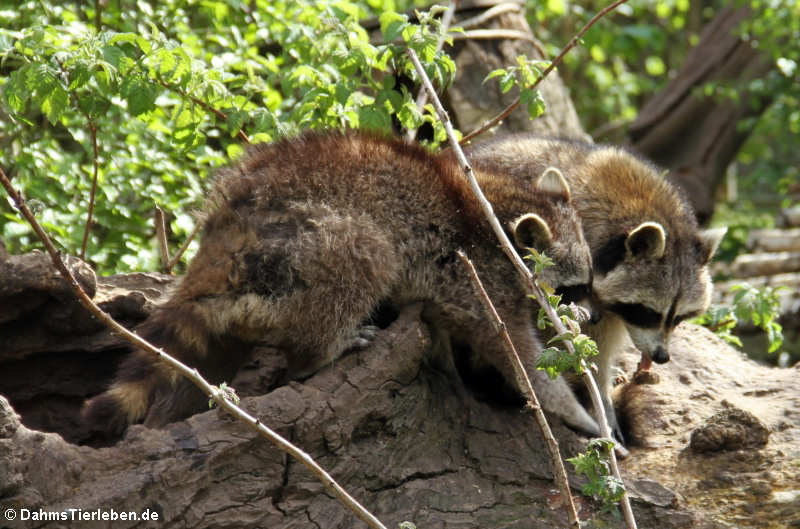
[5,507,159,523]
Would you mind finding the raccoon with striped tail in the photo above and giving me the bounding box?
[83,131,602,439]
[465,135,726,443]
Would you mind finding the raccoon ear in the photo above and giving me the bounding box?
[510,213,552,250]
[625,222,666,260]
[536,167,570,199]
[698,227,727,264]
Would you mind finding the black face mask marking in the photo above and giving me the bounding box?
[594,235,627,275]
[608,302,662,328]
[664,292,702,330]
[555,283,591,305]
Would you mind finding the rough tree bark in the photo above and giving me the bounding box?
[1,4,798,529]
[628,7,774,225]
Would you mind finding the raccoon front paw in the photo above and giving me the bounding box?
[612,366,628,386]
[346,325,380,350]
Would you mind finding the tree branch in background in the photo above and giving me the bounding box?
[80,120,100,261]
[53,55,102,262]
[628,6,774,224]
[155,79,252,145]
[154,206,171,273]
[456,2,522,30]
[166,221,200,273]
[408,47,638,529]
[0,166,389,529]
[459,0,630,145]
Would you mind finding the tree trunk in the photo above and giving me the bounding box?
[1,251,798,529]
[628,7,774,225]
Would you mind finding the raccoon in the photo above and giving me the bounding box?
[83,131,600,438]
[465,135,726,441]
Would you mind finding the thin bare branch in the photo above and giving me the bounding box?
[80,121,100,261]
[457,2,521,29]
[408,46,638,529]
[156,79,252,145]
[452,29,534,42]
[154,206,171,273]
[0,166,389,529]
[406,0,459,141]
[53,56,100,262]
[165,220,200,273]
[457,250,579,523]
[460,0,630,145]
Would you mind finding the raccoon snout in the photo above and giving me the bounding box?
[589,309,603,325]
[651,346,670,364]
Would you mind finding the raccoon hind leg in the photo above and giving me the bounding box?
[236,203,402,377]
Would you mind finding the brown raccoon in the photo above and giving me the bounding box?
[83,131,597,438]
[465,135,726,441]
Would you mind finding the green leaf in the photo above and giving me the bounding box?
[357,104,391,131]
[68,61,92,90]
[122,76,158,116]
[484,67,508,83]
[379,11,408,42]
[41,84,69,124]
[102,45,124,69]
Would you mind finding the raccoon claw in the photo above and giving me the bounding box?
[612,366,628,386]
[347,325,379,350]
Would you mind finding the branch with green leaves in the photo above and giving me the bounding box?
[460,0,631,145]
[408,46,638,529]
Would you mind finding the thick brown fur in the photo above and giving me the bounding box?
[83,131,598,438]
[465,134,726,441]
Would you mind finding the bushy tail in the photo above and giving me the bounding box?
[81,343,166,437]
[82,305,246,439]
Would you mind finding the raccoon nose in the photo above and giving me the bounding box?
[651,346,670,364]
[590,309,603,325]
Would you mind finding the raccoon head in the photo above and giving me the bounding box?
[509,168,595,319]
[592,222,727,363]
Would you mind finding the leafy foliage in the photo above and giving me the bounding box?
[567,438,626,514]
[691,282,785,353]
[484,55,548,118]
[0,0,452,273]
[525,248,599,378]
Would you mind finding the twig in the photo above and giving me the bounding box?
[457,2,521,29]
[80,120,100,261]
[165,220,200,273]
[0,166,389,529]
[457,250,579,524]
[451,29,534,42]
[94,0,102,31]
[406,0,458,141]
[459,0,630,145]
[53,56,100,262]
[155,79,251,145]
[408,47,638,529]
[154,206,171,273]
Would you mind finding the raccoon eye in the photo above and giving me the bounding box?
[608,302,662,328]
[555,283,590,304]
